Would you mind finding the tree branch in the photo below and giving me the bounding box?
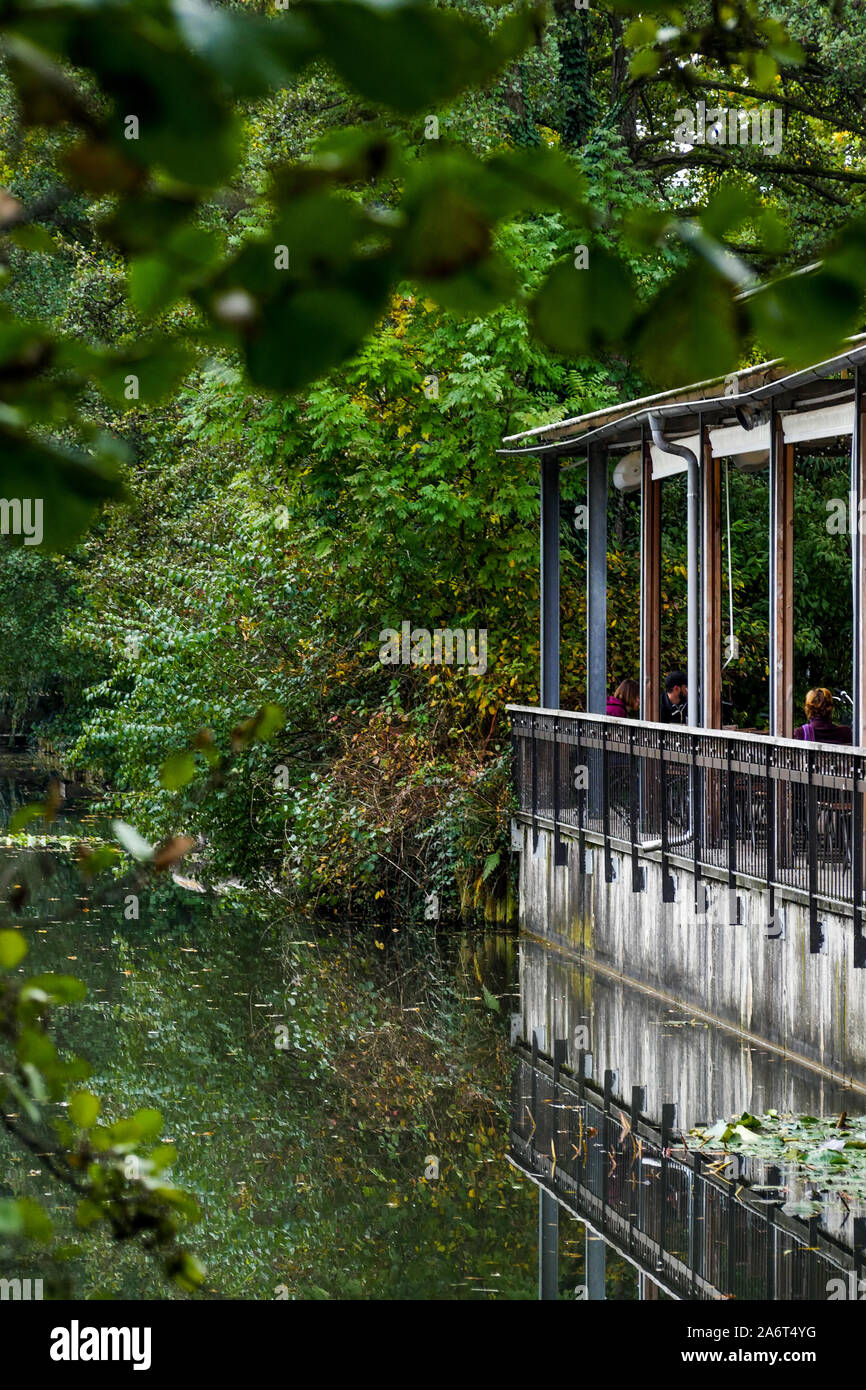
[678,72,866,142]
[639,150,866,188]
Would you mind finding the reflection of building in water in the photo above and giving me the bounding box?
[511,939,866,1300]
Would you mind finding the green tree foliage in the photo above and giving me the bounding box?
[1,0,866,1291]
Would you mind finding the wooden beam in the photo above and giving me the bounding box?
[770,414,795,739]
[640,436,662,721]
[701,427,722,729]
[586,444,608,713]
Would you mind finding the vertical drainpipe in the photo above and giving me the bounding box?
[649,413,700,728]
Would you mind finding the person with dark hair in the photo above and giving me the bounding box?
[606,679,639,719]
[660,671,688,724]
[794,687,852,745]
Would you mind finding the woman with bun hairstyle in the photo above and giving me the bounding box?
[793,687,852,745]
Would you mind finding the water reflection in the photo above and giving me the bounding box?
[0,768,541,1300]
[512,937,866,1300]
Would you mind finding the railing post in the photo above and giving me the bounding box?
[629,727,642,891]
[577,1047,587,1195]
[576,717,586,875]
[602,721,613,883]
[766,740,776,934]
[629,1085,645,1255]
[691,1150,705,1296]
[553,1036,567,1084]
[538,1191,559,1300]
[658,1102,676,1271]
[807,748,823,952]
[766,1201,780,1300]
[726,1175,736,1297]
[586,1229,607,1301]
[601,1069,618,1236]
[553,715,568,866]
[726,735,737,916]
[531,713,539,855]
[854,1217,866,1299]
[660,731,674,902]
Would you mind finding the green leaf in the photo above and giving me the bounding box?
[300,0,540,114]
[531,249,636,356]
[3,1075,40,1123]
[78,844,122,878]
[0,1200,24,1236]
[245,282,390,392]
[133,1108,163,1141]
[23,974,87,1004]
[148,1143,178,1173]
[0,930,28,969]
[634,262,738,386]
[173,0,315,99]
[481,983,500,1013]
[167,1251,206,1292]
[11,1197,51,1243]
[7,225,58,254]
[255,703,286,741]
[69,1090,101,1128]
[9,803,44,833]
[734,1111,762,1131]
[0,426,124,552]
[624,17,659,46]
[629,48,661,77]
[699,184,760,241]
[75,1198,103,1230]
[56,9,241,187]
[20,1062,48,1104]
[482,851,500,881]
[161,751,197,791]
[87,340,196,411]
[748,267,862,367]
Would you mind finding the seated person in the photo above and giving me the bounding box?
[606,679,639,719]
[793,687,852,745]
[660,671,687,723]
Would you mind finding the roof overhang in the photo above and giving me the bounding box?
[498,334,866,463]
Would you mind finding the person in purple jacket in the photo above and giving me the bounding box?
[793,687,852,744]
[606,679,639,719]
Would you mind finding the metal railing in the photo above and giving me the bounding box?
[509,705,866,960]
[511,1041,863,1301]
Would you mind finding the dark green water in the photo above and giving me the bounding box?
[0,765,547,1299]
[0,764,643,1301]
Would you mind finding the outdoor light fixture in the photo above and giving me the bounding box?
[612,449,642,492]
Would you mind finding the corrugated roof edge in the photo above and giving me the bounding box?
[499,332,866,457]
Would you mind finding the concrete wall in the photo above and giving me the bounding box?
[519,937,855,1125]
[517,820,866,1084]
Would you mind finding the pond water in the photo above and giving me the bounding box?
[3,761,863,1301]
[1,764,636,1299]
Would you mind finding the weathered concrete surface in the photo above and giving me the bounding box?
[519,937,856,1125]
[517,936,860,1247]
[517,821,866,1084]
